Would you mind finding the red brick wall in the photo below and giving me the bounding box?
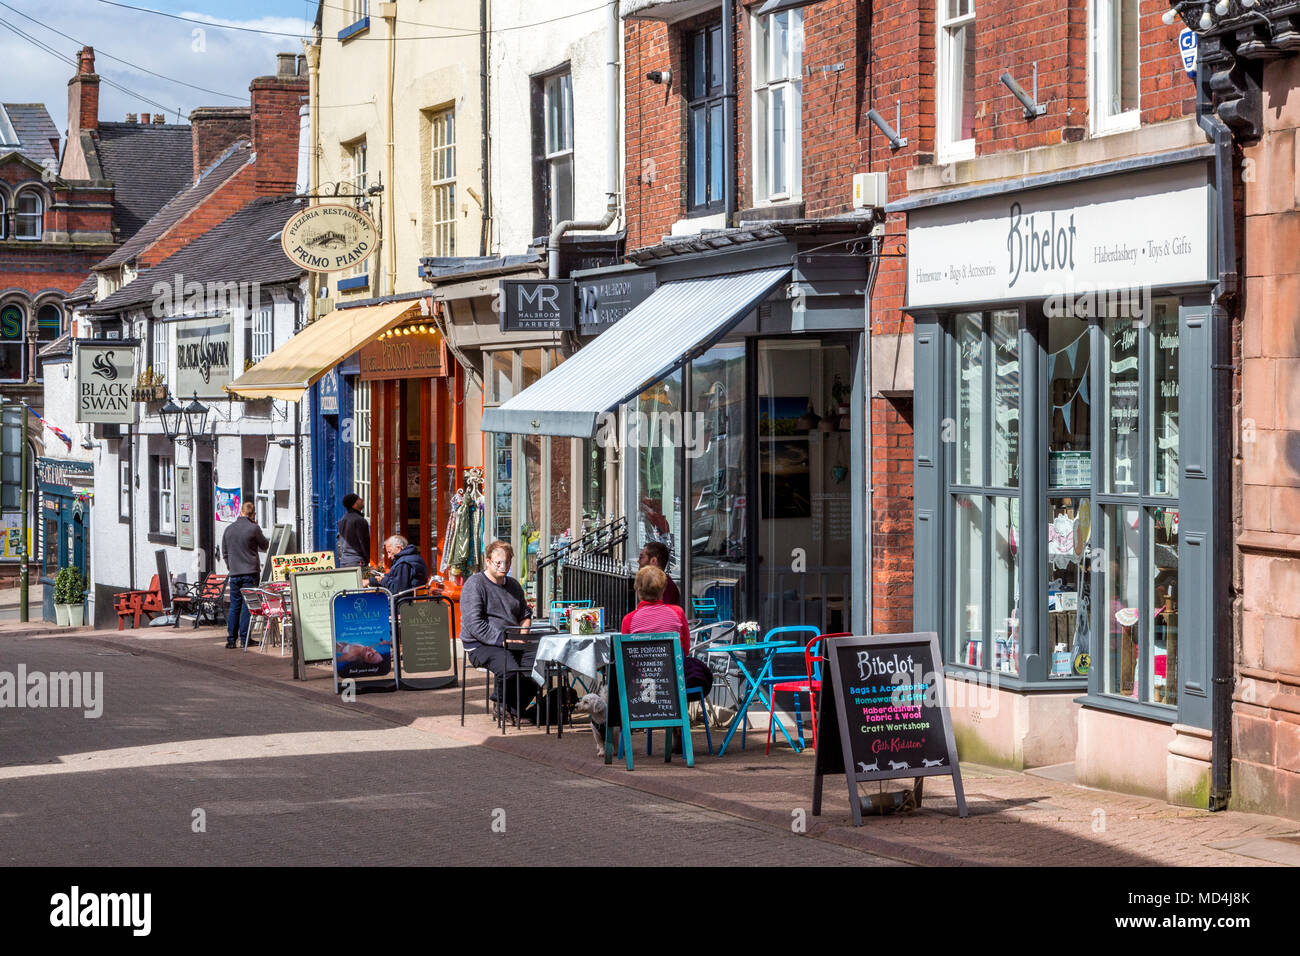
[190,107,252,181]
[250,74,307,197]
[872,395,914,633]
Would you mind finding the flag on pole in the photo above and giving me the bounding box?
[22,403,72,451]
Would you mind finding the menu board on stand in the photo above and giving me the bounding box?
[606,633,694,770]
[812,633,967,825]
[289,566,362,680]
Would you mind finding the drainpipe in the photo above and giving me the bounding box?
[547,0,621,278]
[289,287,305,551]
[305,36,321,324]
[1196,51,1237,812]
[480,0,492,257]
[384,3,398,295]
[722,0,736,223]
[861,230,882,635]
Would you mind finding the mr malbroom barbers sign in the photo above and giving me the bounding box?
[281,203,377,274]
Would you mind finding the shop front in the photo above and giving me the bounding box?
[37,457,93,623]
[895,153,1223,804]
[482,222,875,633]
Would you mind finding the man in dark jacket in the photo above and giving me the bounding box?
[336,493,371,568]
[221,501,269,648]
[369,535,428,595]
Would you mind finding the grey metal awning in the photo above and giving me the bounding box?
[480,266,791,438]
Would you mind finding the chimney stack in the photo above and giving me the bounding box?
[189,106,251,180]
[66,45,100,138]
[250,54,309,196]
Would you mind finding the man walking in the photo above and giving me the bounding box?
[336,493,370,569]
[222,501,269,648]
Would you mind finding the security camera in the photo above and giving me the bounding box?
[646,69,672,86]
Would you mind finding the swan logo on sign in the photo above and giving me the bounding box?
[1179,29,1197,78]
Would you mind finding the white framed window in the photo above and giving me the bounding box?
[120,458,131,522]
[430,109,456,256]
[752,8,803,203]
[347,140,368,277]
[937,0,977,162]
[543,72,574,227]
[151,319,169,380]
[252,307,273,364]
[347,0,369,20]
[14,188,43,240]
[0,192,6,240]
[1091,0,1140,134]
[353,379,371,519]
[155,456,174,535]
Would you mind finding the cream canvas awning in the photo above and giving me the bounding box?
[225,299,417,401]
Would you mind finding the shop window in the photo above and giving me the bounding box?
[1096,299,1180,705]
[752,7,803,202]
[690,344,746,623]
[948,311,1020,673]
[0,304,24,381]
[1091,0,1140,134]
[14,189,43,240]
[686,22,726,214]
[1,406,21,511]
[937,0,977,161]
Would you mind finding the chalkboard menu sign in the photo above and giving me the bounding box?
[606,634,694,770]
[395,594,457,690]
[813,634,967,825]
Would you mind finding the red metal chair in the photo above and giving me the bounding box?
[765,632,849,754]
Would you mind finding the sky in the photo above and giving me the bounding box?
[0,0,316,135]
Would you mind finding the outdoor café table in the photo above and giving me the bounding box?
[531,633,612,738]
[705,639,799,756]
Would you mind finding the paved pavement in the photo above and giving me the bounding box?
[4,620,1298,867]
[0,632,886,866]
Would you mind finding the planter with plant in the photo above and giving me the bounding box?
[55,566,87,627]
[132,367,167,403]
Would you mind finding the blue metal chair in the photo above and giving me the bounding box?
[691,597,719,624]
[755,625,821,751]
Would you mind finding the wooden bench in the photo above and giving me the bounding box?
[114,575,164,630]
[171,574,228,628]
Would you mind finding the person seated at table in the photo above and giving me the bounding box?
[621,566,713,698]
[368,535,428,594]
[638,541,681,607]
[459,539,538,717]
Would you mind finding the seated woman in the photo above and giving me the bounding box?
[620,566,713,698]
[458,539,538,717]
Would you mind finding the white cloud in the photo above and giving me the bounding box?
[0,0,311,136]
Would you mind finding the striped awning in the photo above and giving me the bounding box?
[480,267,790,437]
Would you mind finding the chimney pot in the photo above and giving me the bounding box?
[140,109,150,123]
[277,53,295,76]
[153,113,165,124]
[125,113,137,124]
[79,46,95,75]
[297,54,306,76]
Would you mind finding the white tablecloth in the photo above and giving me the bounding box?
[531,633,612,685]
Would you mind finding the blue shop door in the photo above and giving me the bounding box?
[40,495,88,621]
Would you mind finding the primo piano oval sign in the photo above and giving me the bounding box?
[281,203,377,274]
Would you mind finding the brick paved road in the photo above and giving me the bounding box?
[0,636,896,866]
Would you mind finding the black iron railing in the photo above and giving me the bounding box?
[536,516,628,614]
[560,551,638,625]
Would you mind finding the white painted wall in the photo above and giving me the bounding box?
[489,0,624,255]
[89,282,308,596]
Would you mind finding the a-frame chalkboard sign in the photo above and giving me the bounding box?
[605,633,694,770]
[812,633,967,825]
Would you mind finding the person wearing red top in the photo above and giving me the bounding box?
[621,566,711,696]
